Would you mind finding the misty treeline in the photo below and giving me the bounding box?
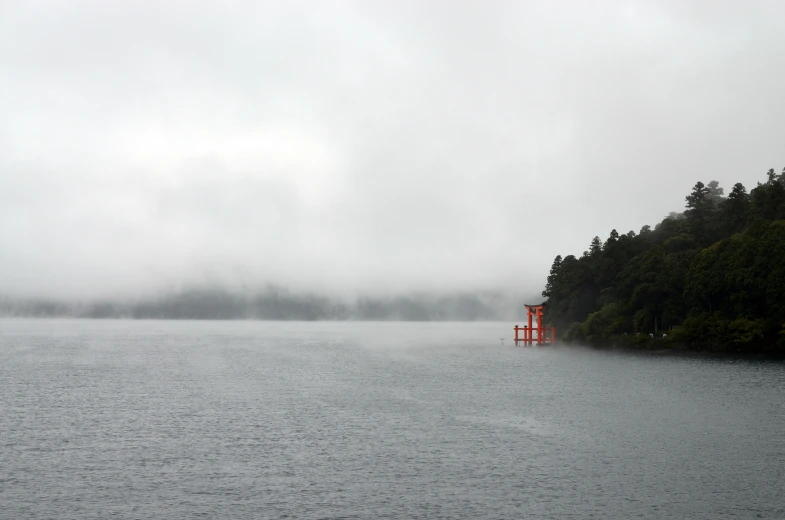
[0,287,528,322]
[543,167,785,354]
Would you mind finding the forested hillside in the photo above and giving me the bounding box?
[543,168,785,354]
[0,288,527,322]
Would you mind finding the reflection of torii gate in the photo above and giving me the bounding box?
[514,304,556,346]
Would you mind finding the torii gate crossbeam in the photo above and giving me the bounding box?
[514,303,556,346]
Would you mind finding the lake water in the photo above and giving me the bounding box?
[1,319,783,519]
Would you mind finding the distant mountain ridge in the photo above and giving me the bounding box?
[0,287,538,321]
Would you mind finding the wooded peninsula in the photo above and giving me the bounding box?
[543,167,785,355]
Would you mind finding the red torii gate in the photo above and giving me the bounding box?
[514,303,556,346]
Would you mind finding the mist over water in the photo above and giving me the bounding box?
[0,286,540,321]
[2,319,783,519]
[3,2,785,302]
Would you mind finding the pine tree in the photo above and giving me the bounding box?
[685,181,710,214]
[706,180,725,205]
[720,183,749,234]
[542,255,563,298]
[589,236,602,256]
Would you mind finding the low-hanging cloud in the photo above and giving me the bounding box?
[2,0,784,300]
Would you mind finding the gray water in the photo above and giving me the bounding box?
[1,319,783,519]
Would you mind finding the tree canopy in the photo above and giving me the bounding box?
[543,167,785,354]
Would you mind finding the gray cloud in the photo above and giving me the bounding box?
[2,0,784,300]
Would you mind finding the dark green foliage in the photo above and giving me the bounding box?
[542,255,563,298]
[589,236,603,256]
[749,169,785,222]
[719,183,750,235]
[545,167,785,355]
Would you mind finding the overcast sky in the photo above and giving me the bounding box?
[1,0,784,300]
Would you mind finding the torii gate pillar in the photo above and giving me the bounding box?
[514,303,556,346]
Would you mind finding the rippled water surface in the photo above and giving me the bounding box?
[1,319,784,519]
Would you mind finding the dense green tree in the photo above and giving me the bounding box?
[542,255,563,298]
[706,180,725,205]
[685,181,710,215]
[719,183,750,235]
[749,169,785,221]
[606,229,619,246]
[543,166,785,355]
[589,236,603,256]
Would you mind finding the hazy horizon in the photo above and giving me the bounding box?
[3,1,784,301]
[0,284,546,321]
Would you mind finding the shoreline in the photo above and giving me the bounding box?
[557,340,785,361]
